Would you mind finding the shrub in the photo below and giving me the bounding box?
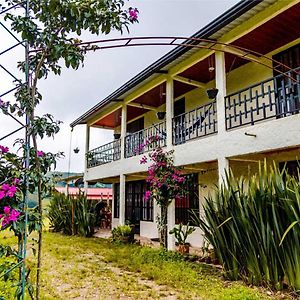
[47,192,96,237]
[112,225,134,243]
[193,162,300,291]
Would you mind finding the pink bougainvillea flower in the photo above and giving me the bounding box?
[1,183,10,192]
[6,185,17,198]
[0,190,5,200]
[140,156,147,164]
[3,206,10,214]
[9,209,20,222]
[128,7,139,21]
[0,206,20,227]
[0,145,9,154]
[37,150,44,157]
[144,190,151,201]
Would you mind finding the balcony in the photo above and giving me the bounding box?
[87,139,121,168]
[173,100,217,145]
[87,68,300,169]
[225,68,300,130]
[125,121,166,158]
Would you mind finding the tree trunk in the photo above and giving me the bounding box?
[160,205,168,249]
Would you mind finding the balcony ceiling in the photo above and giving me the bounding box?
[94,3,300,129]
[94,105,148,128]
[179,3,300,83]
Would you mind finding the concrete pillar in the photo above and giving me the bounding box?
[119,174,126,225]
[215,51,227,135]
[166,77,174,149]
[84,124,90,193]
[120,103,127,159]
[111,183,116,228]
[218,156,229,187]
[167,200,176,251]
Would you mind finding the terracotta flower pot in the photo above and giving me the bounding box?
[178,244,190,254]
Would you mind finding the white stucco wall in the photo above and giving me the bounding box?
[86,113,300,182]
[140,221,159,239]
[112,218,119,228]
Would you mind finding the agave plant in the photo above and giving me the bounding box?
[193,162,300,291]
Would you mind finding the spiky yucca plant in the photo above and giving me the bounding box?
[193,162,300,291]
[47,192,96,237]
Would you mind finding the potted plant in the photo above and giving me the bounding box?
[156,111,166,120]
[112,224,133,243]
[114,133,121,139]
[206,88,218,99]
[169,223,195,254]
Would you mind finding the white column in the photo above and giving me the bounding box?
[111,183,116,228]
[119,174,126,225]
[167,200,176,251]
[218,156,229,187]
[166,77,174,149]
[215,51,227,135]
[120,103,127,159]
[84,124,90,192]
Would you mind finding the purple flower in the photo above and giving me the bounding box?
[128,7,139,21]
[37,150,44,157]
[0,145,9,154]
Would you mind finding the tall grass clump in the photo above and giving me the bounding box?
[47,192,96,237]
[194,162,300,292]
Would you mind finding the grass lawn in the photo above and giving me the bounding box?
[0,231,291,300]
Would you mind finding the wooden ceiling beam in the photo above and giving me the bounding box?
[127,102,157,111]
[173,75,207,89]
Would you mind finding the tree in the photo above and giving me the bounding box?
[141,147,186,248]
[0,0,138,298]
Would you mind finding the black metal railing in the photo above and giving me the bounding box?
[172,101,217,145]
[225,68,300,129]
[125,121,166,158]
[87,139,121,168]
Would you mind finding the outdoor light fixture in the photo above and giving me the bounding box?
[206,88,219,99]
[113,133,121,139]
[156,111,166,120]
[73,147,80,154]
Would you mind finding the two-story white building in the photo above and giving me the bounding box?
[71,0,300,250]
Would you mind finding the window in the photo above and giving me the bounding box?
[113,180,153,222]
[273,44,300,117]
[141,182,153,222]
[175,173,199,225]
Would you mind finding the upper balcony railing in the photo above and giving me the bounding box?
[87,139,121,168]
[225,68,300,130]
[125,121,167,158]
[172,100,217,145]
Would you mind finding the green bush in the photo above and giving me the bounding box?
[112,225,133,242]
[193,162,300,291]
[47,192,96,237]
